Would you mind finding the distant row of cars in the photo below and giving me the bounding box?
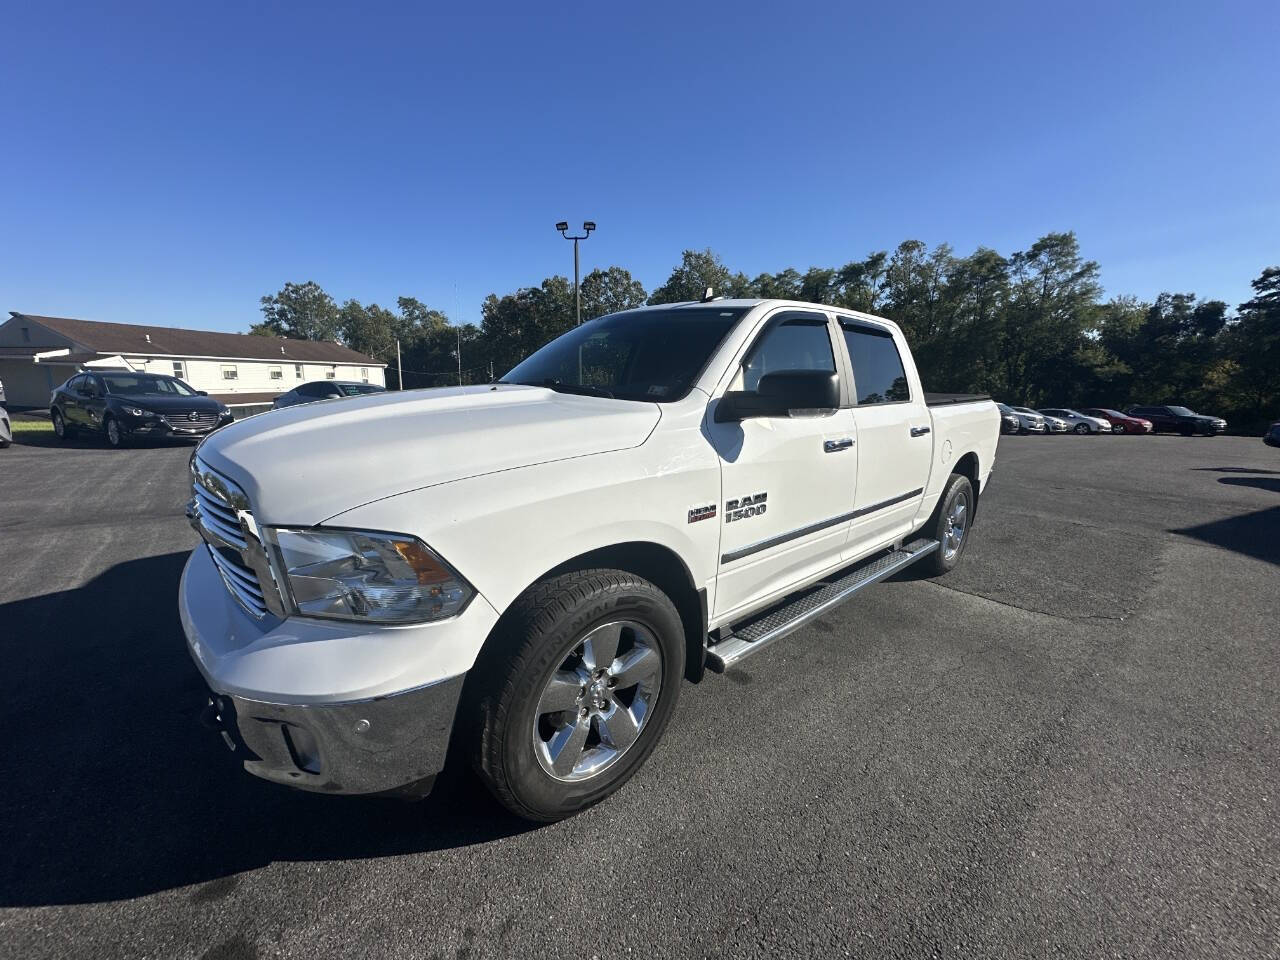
[997,404,1229,437]
[45,372,386,448]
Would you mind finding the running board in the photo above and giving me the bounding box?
[705,538,940,673]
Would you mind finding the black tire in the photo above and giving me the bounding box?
[922,474,975,578]
[104,414,127,448]
[1180,425,1194,437]
[1018,425,1027,435]
[1074,423,1088,434]
[52,408,73,441]
[463,569,685,822]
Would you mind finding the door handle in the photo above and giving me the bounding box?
[823,438,854,453]
[910,425,931,437]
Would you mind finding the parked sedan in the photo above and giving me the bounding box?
[1128,405,1227,436]
[995,403,1021,435]
[51,372,233,448]
[1006,406,1048,434]
[1080,408,1153,434]
[272,380,387,409]
[1037,412,1071,433]
[0,406,10,449]
[1265,421,1280,448]
[1038,407,1112,434]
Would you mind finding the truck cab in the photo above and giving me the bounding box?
[181,299,999,820]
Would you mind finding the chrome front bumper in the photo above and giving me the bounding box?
[202,676,463,795]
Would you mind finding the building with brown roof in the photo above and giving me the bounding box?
[0,312,386,409]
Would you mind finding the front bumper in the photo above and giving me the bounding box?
[201,675,464,795]
[125,415,232,439]
[180,546,498,794]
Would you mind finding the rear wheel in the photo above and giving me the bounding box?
[923,473,975,577]
[464,569,685,821]
[52,408,72,441]
[1074,423,1088,434]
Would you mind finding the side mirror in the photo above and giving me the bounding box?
[716,371,840,422]
[197,391,208,396]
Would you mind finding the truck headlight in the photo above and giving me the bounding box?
[271,528,473,624]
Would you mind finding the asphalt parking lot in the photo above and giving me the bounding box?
[1,428,1277,959]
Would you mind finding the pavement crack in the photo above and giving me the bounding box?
[921,578,1128,623]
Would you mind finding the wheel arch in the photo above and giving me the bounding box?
[477,541,709,685]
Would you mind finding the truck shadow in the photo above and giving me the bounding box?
[0,552,534,908]
[1171,503,1280,567]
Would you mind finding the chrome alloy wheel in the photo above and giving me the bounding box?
[106,418,121,446]
[532,620,664,782]
[943,489,969,561]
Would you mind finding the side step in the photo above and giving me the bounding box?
[704,538,940,673]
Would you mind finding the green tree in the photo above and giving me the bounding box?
[580,266,648,320]
[1225,266,1280,422]
[648,249,748,304]
[258,281,340,341]
[338,300,399,363]
[481,275,575,375]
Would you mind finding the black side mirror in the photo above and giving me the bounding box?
[716,370,840,422]
[197,390,208,396]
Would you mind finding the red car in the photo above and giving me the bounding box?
[1081,407,1153,434]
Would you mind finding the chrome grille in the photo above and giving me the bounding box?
[208,544,268,617]
[164,410,219,430]
[189,455,282,619]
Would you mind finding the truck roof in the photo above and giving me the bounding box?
[627,298,903,334]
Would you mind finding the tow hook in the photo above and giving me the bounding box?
[201,695,239,752]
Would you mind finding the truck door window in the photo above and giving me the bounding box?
[842,324,910,404]
[740,317,835,392]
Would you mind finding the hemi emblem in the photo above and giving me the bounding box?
[688,504,717,524]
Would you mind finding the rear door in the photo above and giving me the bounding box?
[708,310,858,620]
[60,376,85,427]
[838,319,932,555]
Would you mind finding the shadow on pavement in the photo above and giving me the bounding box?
[1216,475,1280,494]
[0,552,532,907]
[1191,466,1280,475]
[1171,504,1280,567]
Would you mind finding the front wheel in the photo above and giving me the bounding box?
[1074,423,1089,434]
[463,569,685,821]
[923,473,975,577]
[104,415,127,448]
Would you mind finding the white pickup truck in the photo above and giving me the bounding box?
[181,299,999,820]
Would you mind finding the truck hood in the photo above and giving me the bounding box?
[197,384,661,524]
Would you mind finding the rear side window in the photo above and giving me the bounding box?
[842,323,910,405]
[740,315,835,392]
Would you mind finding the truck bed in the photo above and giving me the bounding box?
[925,392,991,407]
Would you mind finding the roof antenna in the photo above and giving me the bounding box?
[701,286,715,302]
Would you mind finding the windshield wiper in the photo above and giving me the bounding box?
[518,378,615,399]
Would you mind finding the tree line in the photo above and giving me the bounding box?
[250,232,1280,433]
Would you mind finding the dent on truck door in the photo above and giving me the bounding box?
[840,321,931,553]
[707,312,858,620]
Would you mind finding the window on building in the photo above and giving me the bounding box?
[326,367,336,380]
[172,361,186,380]
[221,365,239,381]
[294,363,303,379]
[361,367,369,383]
[270,366,283,380]
[841,322,910,405]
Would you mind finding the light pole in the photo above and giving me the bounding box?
[556,220,596,325]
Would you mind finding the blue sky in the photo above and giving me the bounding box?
[2,1,1277,332]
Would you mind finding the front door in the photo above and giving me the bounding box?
[839,319,932,555]
[707,311,858,621]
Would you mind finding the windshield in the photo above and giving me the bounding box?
[503,307,749,402]
[1168,406,1196,416]
[336,383,385,396]
[101,374,197,397]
